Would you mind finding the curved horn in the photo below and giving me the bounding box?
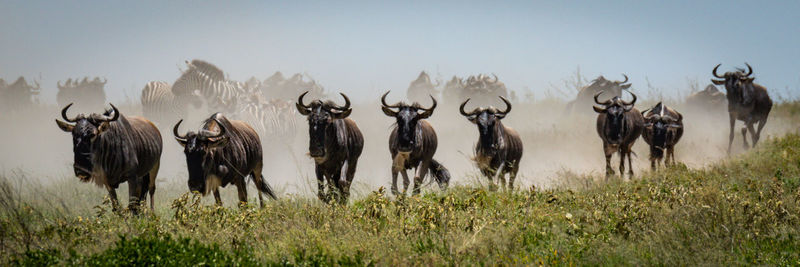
[422,95,437,111]
[380,90,401,108]
[418,95,437,118]
[331,92,351,111]
[297,91,311,109]
[173,119,188,140]
[491,73,499,83]
[594,91,611,105]
[61,103,77,122]
[621,90,637,106]
[208,118,227,139]
[712,64,724,78]
[498,96,512,114]
[744,62,753,77]
[57,81,63,89]
[102,77,107,85]
[459,98,474,116]
[102,103,120,122]
[618,74,629,84]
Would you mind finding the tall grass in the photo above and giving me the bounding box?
[3,133,800,265]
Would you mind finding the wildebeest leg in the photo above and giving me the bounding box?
[213,189,222,206]
[401,170,411,195]
[754,117,768,146]
[235,179,248,208]
[127,176,144,214]
[650,156,656,171]
[494,164,507,191]
[329,167,342,202]
[252,164,264,207]
[148,161,159,211]
[412,162,429,196]
[627,149,634,178]
[107,185,120,212]
[391,168,400,196]
[727,114,736,155]
[667,146,675,167]
[340,159,358,202]
[482,168,496,191]
[747,122,758,148]
[741,126,750,149]
[618,149,626,179]
[604,143,615,178]
[508,161,519,191]
[315,165,327,202]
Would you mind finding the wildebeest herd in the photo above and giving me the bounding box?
[43,61,772,212]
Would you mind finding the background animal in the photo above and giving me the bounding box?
[642,102,684,169]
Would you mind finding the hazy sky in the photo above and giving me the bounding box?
[1,0,798,103]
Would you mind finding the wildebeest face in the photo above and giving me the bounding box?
[593,91,636,144]
[56,103,119,180]
[711,63,756,103]
[460,97,512,153]
[381,91,437,153]
[173,119,228,194]
[296,92,352,159]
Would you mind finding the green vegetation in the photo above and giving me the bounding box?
[3,134,800,266]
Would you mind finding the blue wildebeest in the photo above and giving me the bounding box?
[641,102,683,170]
[381,91,450,196]
[56,103,162,214]
[593,90,644,179]
[296,91,364,203]
[173,113,276,207]
[459,96,523,190]
[711,63,772,154]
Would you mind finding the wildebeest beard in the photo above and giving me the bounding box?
[605,108,626,145]
[182,134,227,194]
[395,109,420,152]
[476,113,498,153]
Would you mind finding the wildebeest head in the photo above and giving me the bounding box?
[586,74,631,97]
[55,103,120,181]
[643,102,682,150]
[381,90,437,152]
[295,91,352,159]
[711,63,756,104]
[460,96,512,153]
[593,90,637,144]
[173,118,229,194]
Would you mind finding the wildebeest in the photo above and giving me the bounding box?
[56,103,162,213]
[711,63,773,154]
[173,113,277,207]
[406,71,440,103]
[593,90,644,178]
[57,77,107,111]
[296,91,363,203]
[459,96,523,190]
[381,91,450,195]
[641,102,683,170]
[567,74,631,114]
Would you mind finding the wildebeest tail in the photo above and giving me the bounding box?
[428,159,450,190]
[256,177,278,199]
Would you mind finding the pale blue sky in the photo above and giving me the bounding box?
[1,0,798,102]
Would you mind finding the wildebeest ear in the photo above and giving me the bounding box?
[620,84,632,89]
[592,106,606,113]
[623,105,633,112]
[332,109,352,119]
[467,115,478,124]
[97,122,111,133]
[711,79,725,85]
[668,123,682,129]
[381,106,397,117]
[295,103,311,116]
[741,77,755,83]
[55,119,74,132]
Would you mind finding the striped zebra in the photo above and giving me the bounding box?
[141,81,186,127]
[234,94,299,142]
[172,59,244,114]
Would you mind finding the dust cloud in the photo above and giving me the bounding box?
[0,86,797,201]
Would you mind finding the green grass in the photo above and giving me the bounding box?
[3,134,800,266]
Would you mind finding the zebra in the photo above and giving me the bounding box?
[140,81,194,127]
[234,93,299,141]
[171,59,245,114]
